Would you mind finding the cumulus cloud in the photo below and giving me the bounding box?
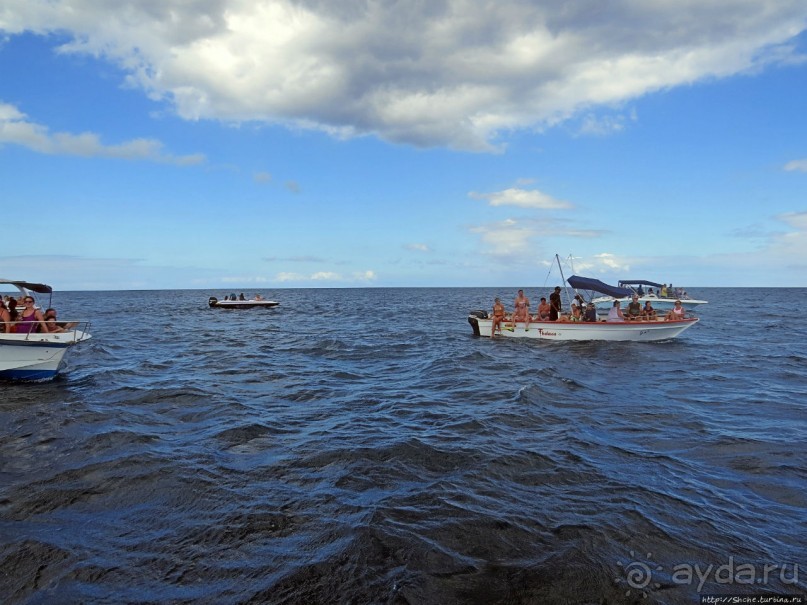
[470,187,571,209]
[470,216,605,260]
[0,102,205,164]
[2,1,804,150]
[784,159,807,172]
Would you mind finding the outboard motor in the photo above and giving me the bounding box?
[467,309,488,336]
[208,296,218,308]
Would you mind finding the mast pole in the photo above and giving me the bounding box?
[556,254,571,312]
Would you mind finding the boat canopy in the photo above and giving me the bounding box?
[618,279,664,288]
[568,275,632,298]
[0,279,53,294]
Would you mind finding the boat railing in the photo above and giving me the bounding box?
[1,320,92,343]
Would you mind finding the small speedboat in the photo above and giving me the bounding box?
[0,279,91,380]
[208,295,280,309]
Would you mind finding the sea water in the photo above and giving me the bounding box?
[0,287,804,604]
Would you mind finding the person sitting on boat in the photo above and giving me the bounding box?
[607,300,625,322]
[238,293,246,300]
[665,300,686,321]
[0,300,11,333]
[570,303,583,321]
[583,303,598,322]
[43,308,78,332]
[626,295,642,320]
[491,297,507,336]
[254,294,264,301]
[647,288,656,297]
[17,296,48,334]
[534,297,551,321]
[512,289,531,330]
[642,301,657,319]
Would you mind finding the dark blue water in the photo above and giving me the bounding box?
[1,287,805,604]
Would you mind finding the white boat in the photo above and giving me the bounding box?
[208,295,279,309]
[0,279,91,380]
[467,267,699,342]
[468,313,698,342]
[589,279,708,312]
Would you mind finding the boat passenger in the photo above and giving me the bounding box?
[583,303,598,322]
[7,299,18,332]
[534,297,551,321]
[626,295,642,320]
[665,300,686,321]
[642,301,657,319]
[491,297,506,336]
[606,300,625,322]
[17,296,48,334]
[549,286,562,321]
[512,289,530,330]
[44,308,78,332]
[570,304,582,321]
[0,300,10,333]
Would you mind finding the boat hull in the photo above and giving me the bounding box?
[468,316,698,341]
[0,330,91,380]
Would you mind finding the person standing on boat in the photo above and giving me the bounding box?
[549,286,562,321]
[491,297,507,336]
[512,289,531,330]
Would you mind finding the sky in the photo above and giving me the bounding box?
[1,1,806,291]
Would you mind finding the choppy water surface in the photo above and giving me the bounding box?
[1,287,805,604]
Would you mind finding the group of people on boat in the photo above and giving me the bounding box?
[608,296,685,322]
[490,287,597,335]
[640,284,689,299]
[0,295,75,334]
[490,289,688,335]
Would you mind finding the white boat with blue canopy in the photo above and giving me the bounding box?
[0,279,91,381]
[467,273,699,342]
[589,278,708,312]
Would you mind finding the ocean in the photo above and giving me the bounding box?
[1,287,805,605]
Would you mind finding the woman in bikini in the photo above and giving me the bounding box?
[512,289,530,331]
[491,298,507,336]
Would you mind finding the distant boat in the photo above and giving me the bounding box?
[589,279,708,312]
[0,279,91,380]
[208,295,279,309]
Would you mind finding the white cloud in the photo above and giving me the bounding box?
[405,243,430,252]
[0,101,205,164]
[311,271,341,281]
[784,159,807,172]
[470,187,571,209]
[2,1,804,150]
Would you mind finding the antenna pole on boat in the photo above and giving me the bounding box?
[555,254,572,311]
